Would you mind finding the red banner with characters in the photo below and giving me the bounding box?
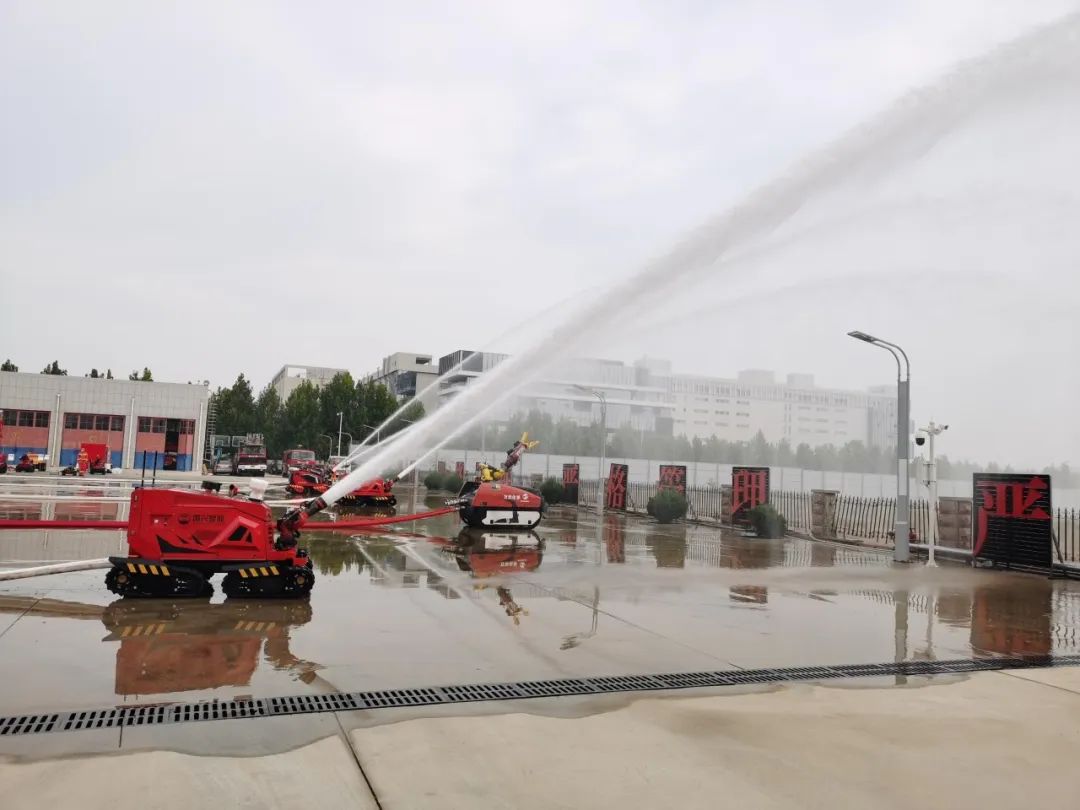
[972,473,1052,571]
[658,464,687,496]
[605,463,628,510]
[562,463,580,504]
[732,466,770,524]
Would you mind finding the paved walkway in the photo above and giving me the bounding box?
[2,667,1078,809]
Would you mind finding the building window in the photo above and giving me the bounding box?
[111,416,124,431]
[34,412,49,428]
[79,414,94,430]
[17,411,34,427]
[64,414,78,429]
[153,419,166,434]
[95,415,110,431]
[181,420,194,434]
[138,417,152,432]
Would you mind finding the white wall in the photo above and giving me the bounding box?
[418,447,1080,507]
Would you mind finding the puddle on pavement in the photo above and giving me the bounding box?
[0,490,1078,718]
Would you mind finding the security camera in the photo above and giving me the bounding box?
[914,430,928,446]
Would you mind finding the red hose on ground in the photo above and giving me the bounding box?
[0,507,457,532]
[306,506,457,530]
[0,520,130,530]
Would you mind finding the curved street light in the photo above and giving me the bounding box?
[848,330,911,562]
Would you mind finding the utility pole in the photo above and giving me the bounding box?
[336,411,343,457]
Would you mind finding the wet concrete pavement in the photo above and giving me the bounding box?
[2,489,1080,806]
[1,498,1079,716]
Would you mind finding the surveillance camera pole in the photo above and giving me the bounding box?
[920,421,948,567]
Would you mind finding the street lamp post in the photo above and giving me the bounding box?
[572,385,607,516]
[848,330,911,563]
[362,423,381,446]
[336,412,344,457]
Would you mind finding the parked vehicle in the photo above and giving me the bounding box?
[15,454,37,473]
[283,448,316,476]
[213,455,234,475]
[232,438,267,476]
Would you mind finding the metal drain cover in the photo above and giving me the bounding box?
[1,655,1077,737]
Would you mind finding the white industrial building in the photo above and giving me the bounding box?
[1,371,210,471]
[431,350,897,450]
[669,367,897,449]
[269,364,348,402]
[436,351,674,434]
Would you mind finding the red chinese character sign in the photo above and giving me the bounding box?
[973,473,1052,571]
[732,466,770,525]
[605,463,628,510]
[562,463,580,504]
[658,465,687,496]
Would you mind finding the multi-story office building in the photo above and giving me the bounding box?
[365,352,440,412]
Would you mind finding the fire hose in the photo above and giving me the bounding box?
[0,506,457,533]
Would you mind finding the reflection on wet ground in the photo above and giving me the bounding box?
[1,495,1078,715]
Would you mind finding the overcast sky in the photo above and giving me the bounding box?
[2,2,1078,465]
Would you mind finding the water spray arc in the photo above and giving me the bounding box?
[296,15,1080,529]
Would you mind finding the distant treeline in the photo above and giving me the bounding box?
[446,409,1078,486]
[213,372,422,458]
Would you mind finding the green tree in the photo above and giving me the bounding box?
[794,443,814,470]
[88,368,101,378]
[814,443,839,471]
[748,431,773,465]
[838,440,867,471]
[775,439,795,466]
[319,373,357,447]
[212,374,257,436]
[128,367,153,381]
[355,379,399,441]
[283,381,323,454]
[106,369,114,379]
[253,385,284,456]
[1,359,17,372]
[385,399,425,438]
[41,360,67,375]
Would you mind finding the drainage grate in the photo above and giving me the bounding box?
[1,655,1076,737]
